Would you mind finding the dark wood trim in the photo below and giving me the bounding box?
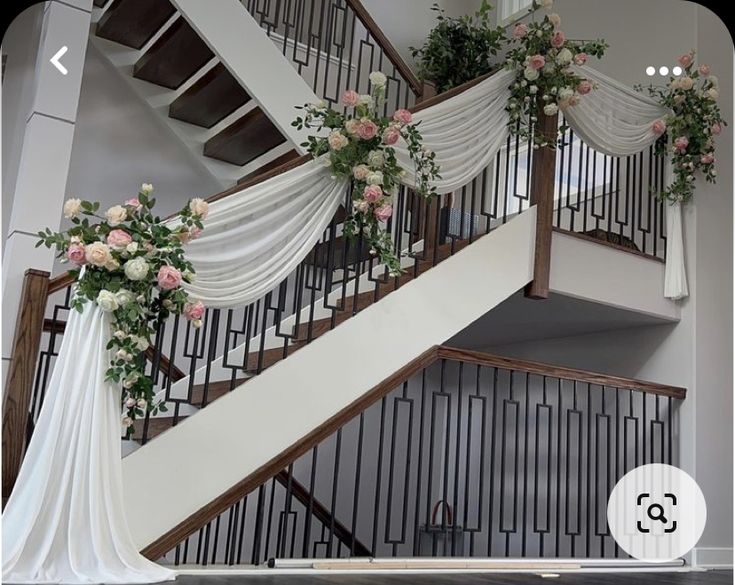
[436,347,687,399]
[2,269,50,502]
[344,0,423,97]
[274,470,373,557]
[47,272,76,294]
[41,319,186,382]
[552,227,666,264]
[140,346,440,559]
[411,72,495,113]
[524,109,558,300]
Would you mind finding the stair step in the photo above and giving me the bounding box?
[133,17,214,90]
[141,237,474,441]
[203,108,286,166]
[168,63,251,129]
[238,149,301,183]
[96,0,176,50]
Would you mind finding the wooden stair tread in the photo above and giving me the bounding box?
[239,149,301,183]
[133,17,214,90]
[96,0,176,50]
[168,63,251,129]
[203,108,286,166]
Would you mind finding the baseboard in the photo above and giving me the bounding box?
[691,547,733,568]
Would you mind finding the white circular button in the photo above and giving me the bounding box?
[607,464,706,562]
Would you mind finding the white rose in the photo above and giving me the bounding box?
[678,76,694,91]
[189,197,209,219]
[85,241,112,267]
[140,183,153,194]
[529,85,538,95]
[707,88,719,100]
[558,87,575,101]
[524,67,539,81]
[369,71,387,88]
[192,319,203,329]
[353,200,370,213]
[708,75,719,88]
[122,416,134,429]
[366,171,384,186]
[543,103,559,116]
[115,288,135,306]
[359,94,373,107]
[125,397,136,408]
[114,330,126,340]
[124,257,149,281]
[548,12,561,27]
[116,349,133,362]
[136,294,146,303]
[126,242,139,254]
[137,398,147,409]
[367,150,385,167]
[538,0,553,7]
[97,289,119,312]
[105,205,128,226]
[63,198,82,219]
[555,48,573,65]
[543,62,555,75]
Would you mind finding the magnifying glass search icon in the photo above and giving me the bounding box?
[647,503,667,524]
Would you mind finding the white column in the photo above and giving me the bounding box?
[2,0,92,376]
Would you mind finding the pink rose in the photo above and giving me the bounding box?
[157,265,182,290]
[513,23,528,38]
[382,126,401,145]
[652,119,667,136]
[125,198,142,210]
[701,153,715,164]
[357,119,378,140]
[699,64,711,76]
[577,80,593,95]
[574,53,588,66]
[551,31,566,48]
[393,109,412,125]
[529,54,546,70]
[184,300,205,321]
[342,90,360,107]
[177,226,202,244]
[674,136,689,153]
[678,53,693,68]
[107,229,133,249]
[711,123,722,135]
[374,204,393,222]
[363,185,383,203]
[67,243,86,265]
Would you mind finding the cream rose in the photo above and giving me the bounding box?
[524,67,539,81]
[558,87,575,101]
[555,48,573,65]
[358,94,373,108]
[345,119,361,135]
[353,164,370,181]
[85,241,112,267]
[96,289,119,312]
[707,88,719,100]
[367,150,385,167]
[189,197,209,219]
[63,198,82,219]
[328,130,349,151]
[366,171,384,186]
[140,183,153,194]
[105,205,128,226]
[369,71,387,88]
[124,256,149,281]
[678,77,694,91]
[122,416,134,428]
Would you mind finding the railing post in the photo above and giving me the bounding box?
[524,109,558,299]
[2,268,50,504]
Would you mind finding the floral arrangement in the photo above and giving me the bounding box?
[639,51,726,203]
[37,185,208,435]
[410,0,505,93]
[292,71,441,275]
[505,0,607,148]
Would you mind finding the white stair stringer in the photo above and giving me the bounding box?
[122,207,537,550]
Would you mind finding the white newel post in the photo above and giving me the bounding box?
[1,0,92,383]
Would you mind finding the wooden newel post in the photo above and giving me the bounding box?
[524,109,559,300]
[2,268,50,504]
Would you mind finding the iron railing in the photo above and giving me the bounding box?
[155,348,683,564]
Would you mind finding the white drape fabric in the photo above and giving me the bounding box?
[2,303,176,584]
[3,64,692,585]
[563,65,687,300]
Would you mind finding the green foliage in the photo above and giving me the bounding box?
[37,188,207,437]
[410,1,506,93]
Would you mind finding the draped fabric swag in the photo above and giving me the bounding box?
[2,65,688,584]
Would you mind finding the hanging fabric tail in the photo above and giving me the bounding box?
[664,200,689,300]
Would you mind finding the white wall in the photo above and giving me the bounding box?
[62,44,222,253]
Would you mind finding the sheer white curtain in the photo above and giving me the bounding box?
[564,65,688,299]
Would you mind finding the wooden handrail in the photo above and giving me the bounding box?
[140,344,685,558]
[48,272,76,295]
[344,0,423,98]
[274,470,373,557]
[2,269,50,503]
[436,346,687,399]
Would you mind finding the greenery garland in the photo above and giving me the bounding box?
[37,186,207,435]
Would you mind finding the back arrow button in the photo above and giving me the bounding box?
[50,46,68,75]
